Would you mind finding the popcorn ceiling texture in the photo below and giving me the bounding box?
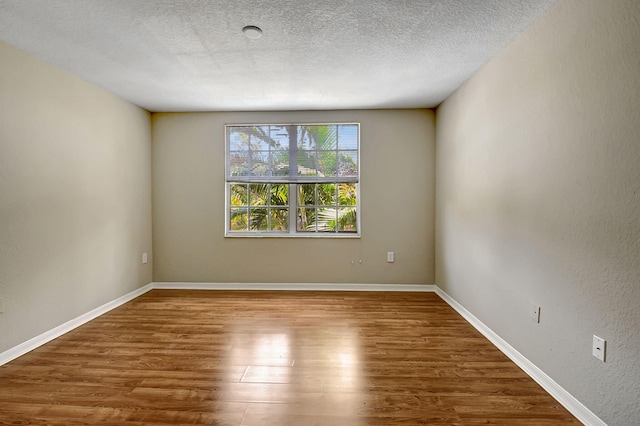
[0,0,556,111]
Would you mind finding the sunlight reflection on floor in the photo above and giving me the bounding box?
[223,321,368,424]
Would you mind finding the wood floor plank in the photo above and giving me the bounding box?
[0,290,580,424]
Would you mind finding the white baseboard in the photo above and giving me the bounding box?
[0,283,154,366]
[0,281,604,425]
[434,287,605,426]
[152,282,437,292]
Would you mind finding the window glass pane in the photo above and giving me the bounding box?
[298,126,317,150]
[271,149,289,176]
[297,151,317,176]
[230,208,248,231]
[229,151,250,177]
[297,207,316,231]
[250,151,270,176]
[228,130,248,151]
[317,184,336,206]
[249,208,268,230]
[337,207,357,232]
[230,126,268,151]
[270,208,289,231]
[337,124,358,150]
[317,151,337,177]
[338,151,358,177]
[230,184,248,206]
[338,183,357,206]
[316,207,337,232]
[270,126,290,150]
[249,184,268,206]
[297,184,315,206]
[269,184,288,206]
[316,125,337,150]
[249,126,271,151]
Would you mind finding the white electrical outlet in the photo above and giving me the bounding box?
[142,253,148,264]
[593,335,606,362]
[531,305,541,323]
[387,252,395,263]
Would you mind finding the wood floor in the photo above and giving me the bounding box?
[0,290,580,425]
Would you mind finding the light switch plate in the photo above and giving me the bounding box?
[593,335,606,362]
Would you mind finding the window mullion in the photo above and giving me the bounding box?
[288,125,297,180]
[288,125,298,235]
[247,133,253,177]
[289,183,296,235]
[266,184,271,232]
[335,184,339,233]
[246,183,252,231]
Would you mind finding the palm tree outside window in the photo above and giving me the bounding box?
[225,123,360,237]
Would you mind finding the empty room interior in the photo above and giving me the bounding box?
[0,0,638,425]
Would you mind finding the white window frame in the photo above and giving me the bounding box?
[225,123,361,238]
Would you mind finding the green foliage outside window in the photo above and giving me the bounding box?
[226,124,359,235]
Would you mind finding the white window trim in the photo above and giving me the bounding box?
[224,123,361,238]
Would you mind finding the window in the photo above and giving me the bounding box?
[225,123,360,237]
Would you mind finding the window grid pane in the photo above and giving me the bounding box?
[270,208,289,231]
[229,208,248,231]
[250,208,268,231]
[230,181,357,234]
[295,183,357,234]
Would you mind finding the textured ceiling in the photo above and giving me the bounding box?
[0,0,557,112]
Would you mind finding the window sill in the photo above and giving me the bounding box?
[224,233,361,239]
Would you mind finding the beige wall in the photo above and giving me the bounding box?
[435,0,640,424]
[152,109,435,284]
[0,41,153,353]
